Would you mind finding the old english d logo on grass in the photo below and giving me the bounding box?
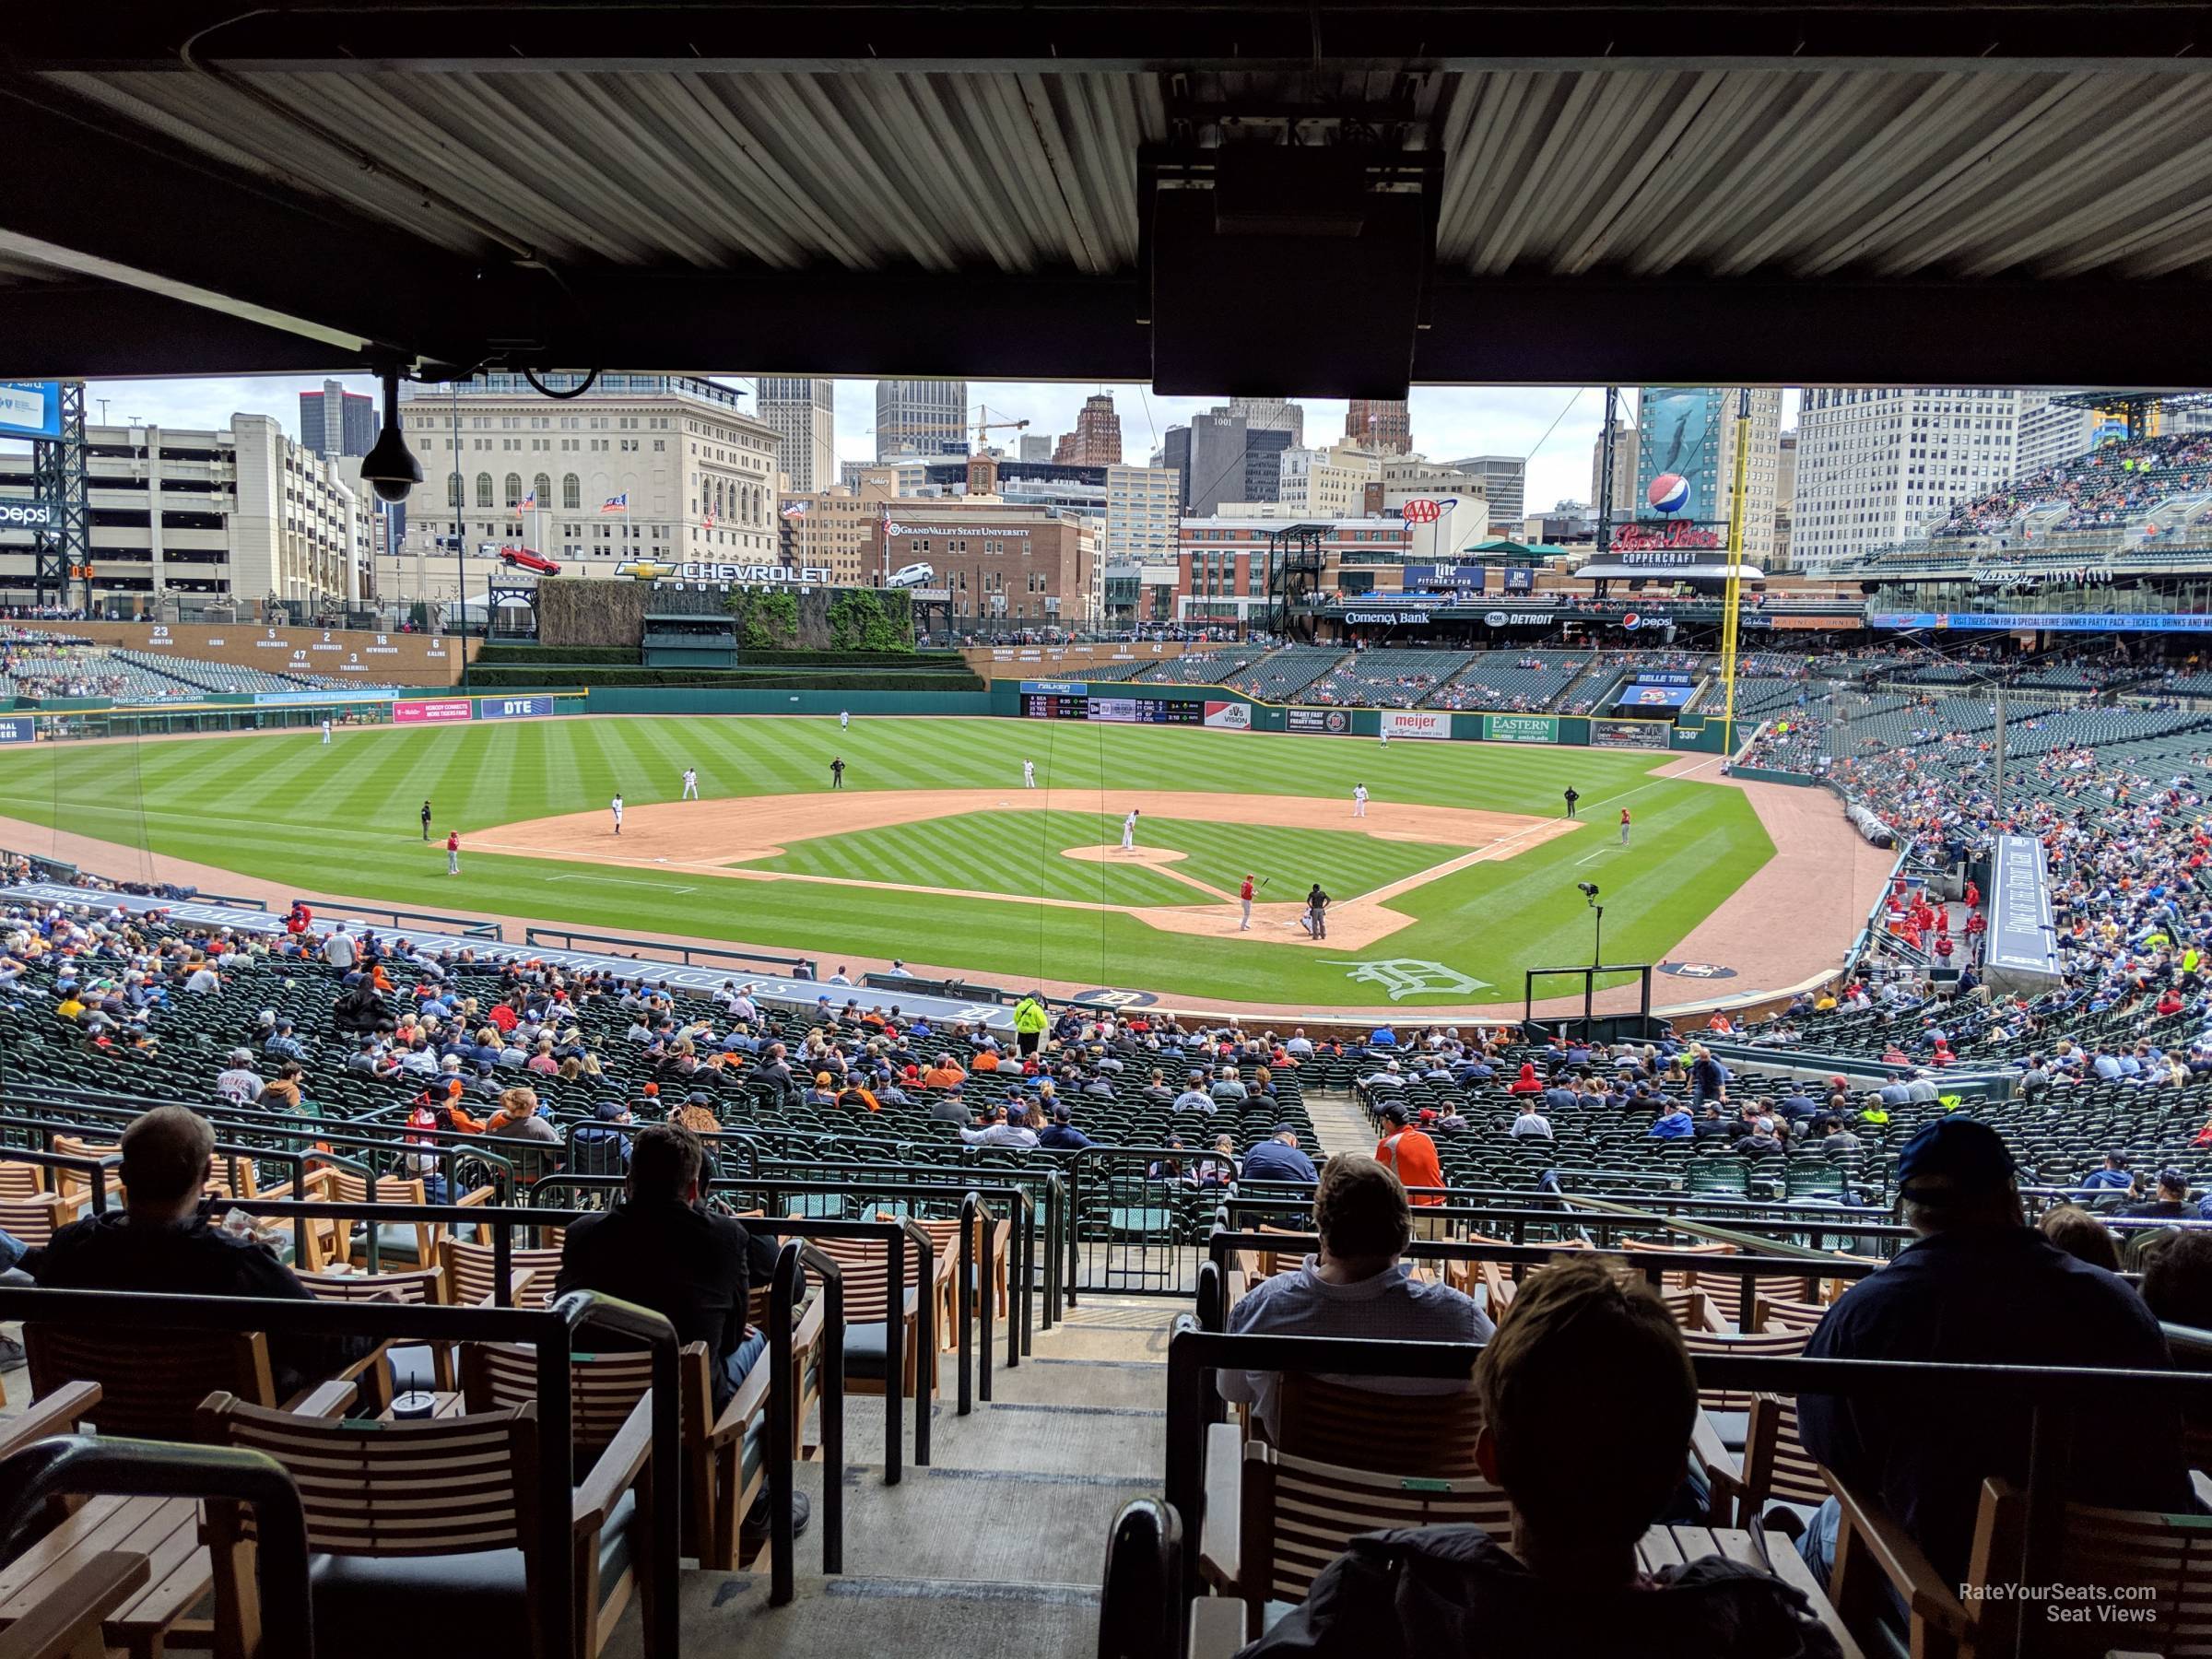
[1321,959,1491,1001]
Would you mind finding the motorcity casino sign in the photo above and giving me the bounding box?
[1606,531,1726,558]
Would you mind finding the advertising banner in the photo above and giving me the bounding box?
[1019,679,1088,695]
[1590,718,1671,749]
[1202,700,1253,730]
[0,382,63,441]
[1502,567,1536,593]
[1088,698,1138,724]
[0,717,36,744]
[252,690,383,707]
[1482,714,1559,744]
[1633,386,1724,523]
[1618,683,1695,710]
[1873,612,2212,634]
[1402,564,1488,592]
[0,502,56,531]
[1637,671,1696,688]
[477,695,558,720]
[1288,709,1353,735]
[393,698,474,725]
[1379,709,1450,741]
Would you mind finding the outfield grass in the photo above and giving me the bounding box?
[0,716,1774,1006]
[745,809,1470,908]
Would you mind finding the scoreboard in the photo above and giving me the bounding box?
[1018,682,1202,724]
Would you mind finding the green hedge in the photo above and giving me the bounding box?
[467,666,983,691]
[730,649,965,669]
[472,643,638,665]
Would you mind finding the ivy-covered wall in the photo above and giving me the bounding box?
[540,578,916,652]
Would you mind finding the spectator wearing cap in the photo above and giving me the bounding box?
[215,1049,264,1105]
[1359,1057,1406,1094]
[1036,1103,1094,1151]
[2125,1168,2197,1221]
[1241,1127,1318,1183]
[1374,1102,1446,1208]
[1797,1117,2187,1601]
[1218,1155,1491,1439]
[572,1100,634,1175]
[2079,1151,2134,1193]
[1647,1102,1694,1140]
[960,1104,1039,1149]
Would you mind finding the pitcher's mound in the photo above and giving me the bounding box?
[1061,844,1188,866]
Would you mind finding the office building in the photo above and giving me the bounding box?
[1019,433,1055,463]
[1590,417,1640,520]
[754,377,837,494]
[1103,464,1179,568]
[865,501,1098,626]
[1051,394,1124,467]
[299,379,376,459]
[2016,394,2100,477]
[0,413,373,611]
[1278,444,1382,520]
[1225,396,1304,448]
[1794,387,2020,565]
[776,487,877,585]
[1446,455,1527,532]
[874,379,969,459]
[1175,513,1411,626]
[391,371,778,600]
[1344,400,1412,454]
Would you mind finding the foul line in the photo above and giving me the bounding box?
[543,873,698,891]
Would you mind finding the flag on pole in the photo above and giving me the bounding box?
[781,500,810,519]
[703,513,715,529]
[519,489,536,510]
[600,493,629,513]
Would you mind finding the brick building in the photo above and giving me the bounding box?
[865,502,1099,628]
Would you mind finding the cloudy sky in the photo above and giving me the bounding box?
[65,374,1797,512]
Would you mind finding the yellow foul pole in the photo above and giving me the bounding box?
[1718,387,1752,762]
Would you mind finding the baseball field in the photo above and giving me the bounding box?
[0,715,1776,1010]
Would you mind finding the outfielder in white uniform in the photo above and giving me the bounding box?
[1353,783,1369,818]
[611,793,624,836]
[681,767,699,800]
[1022,759,1036,789]
[1121,808,1140,851]
[839,710,850,730]
[320,718,332,746]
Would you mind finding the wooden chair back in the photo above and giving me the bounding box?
[460,1342,673,1458]
[0,1194,72,1249]
[1242,1442,1512,1622]
[1741,1392,1833,1511]
[439,1235,560,1309]
[1620,1236,1739,1292]
[1681,1327,1809,1414]
[1275,1373,1483,1478]
[1752,1295,1831,1334]
[27,1325,276,1441]
[47,1136,116,1206]
[0,1159,46,1199]
[803,1232,907,1324]
[200,1392,536,1556]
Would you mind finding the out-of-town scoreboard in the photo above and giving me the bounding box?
[1018,681,1203,724]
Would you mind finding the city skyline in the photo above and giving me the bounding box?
[43,375,1759,524]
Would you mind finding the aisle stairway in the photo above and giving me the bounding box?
[1305,1089,1374,1160]
[608,1293,1181,1657]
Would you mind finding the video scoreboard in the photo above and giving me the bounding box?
[1018,682,1203,724]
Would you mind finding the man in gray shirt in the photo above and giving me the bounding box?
[1172,1076,1218,1115]
[1218,1155,1494,1438]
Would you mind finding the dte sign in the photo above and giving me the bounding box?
[477,695,556,720]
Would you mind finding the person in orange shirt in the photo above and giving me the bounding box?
[1374,1102,1445,1207]
[971,1048,1001,1073]
[921,1054,967,1089]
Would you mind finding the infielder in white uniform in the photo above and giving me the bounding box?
[320,717,332,746]
[1353,783,1369,818]
[611,793,625,836]
[1022,759,1036,789]
[1120,808,1140,851]
[681,767,699,800]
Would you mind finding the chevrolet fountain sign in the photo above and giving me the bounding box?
[651,561,831,586]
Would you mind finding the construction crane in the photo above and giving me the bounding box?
[867,405,1032,454]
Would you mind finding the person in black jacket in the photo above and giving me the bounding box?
[28,1105,368,1400]
[1241,1253,1840,1658]
[554,1123,806,1539]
